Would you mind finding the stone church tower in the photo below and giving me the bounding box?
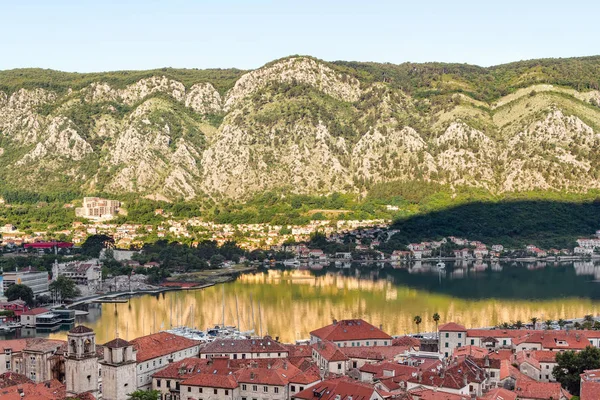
[65,325,99,396]
[100,337,137,400]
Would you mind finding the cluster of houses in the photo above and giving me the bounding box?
[4,317,600,399]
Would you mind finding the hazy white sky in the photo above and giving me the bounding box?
[2,0,599,72]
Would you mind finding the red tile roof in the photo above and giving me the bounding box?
[0,379,65,400]
[358,361,417,380]
[453,345,488,359]
[0,372,32,389]
[341,345,409,361]
[512,331,590,350]
[130,332,200,362]
[200,336,288,355]
[438,322,466,332]
[409,387,470,400]
[312,341,349,362]
[514,379,572,399]
[152,357,211,379]
[581,369,600,400]
[293,377,381,400]
[21,307,49,316]
[393,335,421,348]
[310,319,392,342]
[407,358,485,390]
[0,339,28,353]
[104,338,131,348]
[235,362,301,386]
[181,373,238,389]
[479,388,517,400]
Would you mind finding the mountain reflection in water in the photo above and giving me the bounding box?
[48,261,600,344]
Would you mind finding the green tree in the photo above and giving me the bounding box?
[545,320,553,330]
[514,320,524,329]
[49,276,81,300]
[127,390,160,400]
[553,346,600,396]
[5,284,34,306]
[209,254,226,268]
[432,313,440,337]
[530,317,538,328]
[558,319,566,330]
[81,234,114,258]
[413,315,422,333]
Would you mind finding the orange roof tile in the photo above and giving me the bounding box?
[310,319,392,342]
[581,369,600,400]
[130,332,200,362]
[0,379,65,400]
[514,379,572,400]
[201,336,288,355]
[181,373,238,389]
[479,388,517,400]
[293,377,381,400]
[312,341,349,362]
[439,322,466,332]
[408,387,470,399]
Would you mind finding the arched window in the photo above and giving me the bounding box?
[70,340,77,355]
[84,339,91,354]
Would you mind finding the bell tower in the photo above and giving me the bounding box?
[100,337,137,400]
[65,325,99,396]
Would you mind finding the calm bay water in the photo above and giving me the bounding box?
[42,260,600,344]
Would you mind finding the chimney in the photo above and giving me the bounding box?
[250,372,255,380]
[463,375,468,387]
[379,324,383,331]
[333,319,338,325]
[283,360,288,370]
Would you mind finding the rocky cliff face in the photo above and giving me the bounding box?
[1,56,600,200]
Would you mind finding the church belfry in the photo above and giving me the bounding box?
[65,325,99,396]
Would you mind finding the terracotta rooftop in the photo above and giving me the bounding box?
[514,379,572,400]
[312,341,349,362]
[293,377,382,400]
[409,387,471,400]
[479,388,517,400]
[310,319,392,342]
[181,373,238,389]
[393,335,421,348]
[235,361,302,386]
[407,358,486,389]
[0,372,32,389]
[21,307,50,316]
[340,345,409,361]
[69,325,94,334]
[24,339,65,353]
[438,322,467,332]
[152,357,212,379]
[512,330,590,350]
[130,332,201,362]
[581,369,600,400]
[0,379,65,400]
[104,338,131,349]
[201,336,288,355]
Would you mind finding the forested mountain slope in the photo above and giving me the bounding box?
[1,56,600,202]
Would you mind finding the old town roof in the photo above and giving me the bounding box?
[200,336,288,355]
[310,319,392,342]
[130,332,200,362]
[293,377,383,400]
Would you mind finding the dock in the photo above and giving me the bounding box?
[92,299,129,304]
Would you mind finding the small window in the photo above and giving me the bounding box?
[214,389,218,394]
[225,390,229,395]
[458,333,462,338]
[275,387,279,394]
[187,387,191,392]
[291,385,296,392]
[445,342,449,348]
[157,380,161,388]
[445,333,449,338]
[242,384,247,390]
[471,339,475,345]
[263,386,268,393]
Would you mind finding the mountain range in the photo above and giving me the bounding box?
[1,55,600,203]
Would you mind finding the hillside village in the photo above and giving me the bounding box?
[3,317,600,399]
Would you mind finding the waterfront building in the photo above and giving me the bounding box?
[52,259,102,291]
[309,319,392,347]
[2,270,49,296]
[20,308,51,328]
[130,332,202,390]
[199,336,289,360]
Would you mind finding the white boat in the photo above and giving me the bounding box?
[283,259,300,267]
[436,261,446,269]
